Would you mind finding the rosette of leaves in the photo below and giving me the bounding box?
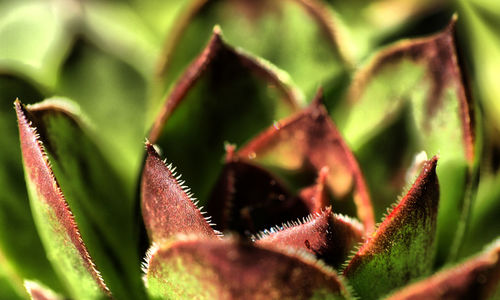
[1,0,500,299]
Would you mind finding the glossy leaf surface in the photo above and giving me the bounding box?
[145,237,351,299]
[344,157,439,299]
[238,91,375,232]
[15,100,109,299]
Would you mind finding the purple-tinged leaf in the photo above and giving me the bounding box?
[141,142,220,242]
[238,90,375,233]
[298,166,331,214]
[144,237,352,299]
[206,149,308,235]
[24,281,61,300]
[386,239,500,300]
[343,157,439,299]
[255,207,364,269]
[14,100,109,298]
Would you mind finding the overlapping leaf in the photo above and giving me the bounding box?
[144,237,351,299]
[337,16,476,263]
[344,157,439,299]
[149,28,300,205]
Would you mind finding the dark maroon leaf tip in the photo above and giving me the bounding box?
[141,142,221,241]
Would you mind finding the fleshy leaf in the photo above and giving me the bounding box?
[386,239,500,300]
[344,156,439,299]
[255,207,364,269]
[141,142,220,242]
[238,90,375,233]
[24,281,62,300]
[148,28,300,205]
[144,237,351,299]
[0,77,62,295]
[155,0,348,103]
[206,149,308,235]
[14,100,109,298]
[22,99,146,299]
[337,16,475,263]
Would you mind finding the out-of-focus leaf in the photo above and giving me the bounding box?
[142,142,220,242]
[144,237,351,299]
[255,206,364,269]
[0,249,27,300]
[0,1,74,88]
[344,157,439,299]
[15,100,109,299]
[386,239,500,300]
[299,166,332,213]
[57,40,147,188]
[238,91,375,233]
[0,76,62,295]
[149,29,300,205]
[337,17,476,264]
[155,0,347,108]
[21,99,146,300]
[81,1,160,77]
[24,281,62,300]
[207,147,308,235]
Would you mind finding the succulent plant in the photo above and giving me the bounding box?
[1,0,500,299]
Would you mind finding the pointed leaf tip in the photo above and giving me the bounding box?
[14,101,110,298]
[145,237,351,299]
[237,99,375,233]
[141,143,219,242]
[344,156,439,299]
[255,206,364,268]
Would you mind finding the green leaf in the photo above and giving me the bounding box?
[18,99,147,299]
[155,0,347,107]
[386,238,500,300]
[15,100,109,299]
[57,40,147,188]
[142,142,220,242]
[344,157,439,299]
[144,237,352,299]
[0,76,62,295]
[337,17,476,264]
[149,29,300,205]
[237,91,375,232]
[0,1,73,88]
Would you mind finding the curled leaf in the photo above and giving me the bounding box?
[387,239,500,300]
[344,156,439,299]
[144,237,351,299]
[255,206,364,269]
[14,100,109,298]
[141,142,220,242]
[238,90,375,233]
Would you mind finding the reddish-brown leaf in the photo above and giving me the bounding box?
[24,281,61,300]
[141,142,219,242]
[206,151,308,235]
[387,239,500,300]
[298,166,331,213]
[343,157,440,299]
[237,89,375,233]
[145,237,351,299]
[14,100,109,297]
[255,206,364,269]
